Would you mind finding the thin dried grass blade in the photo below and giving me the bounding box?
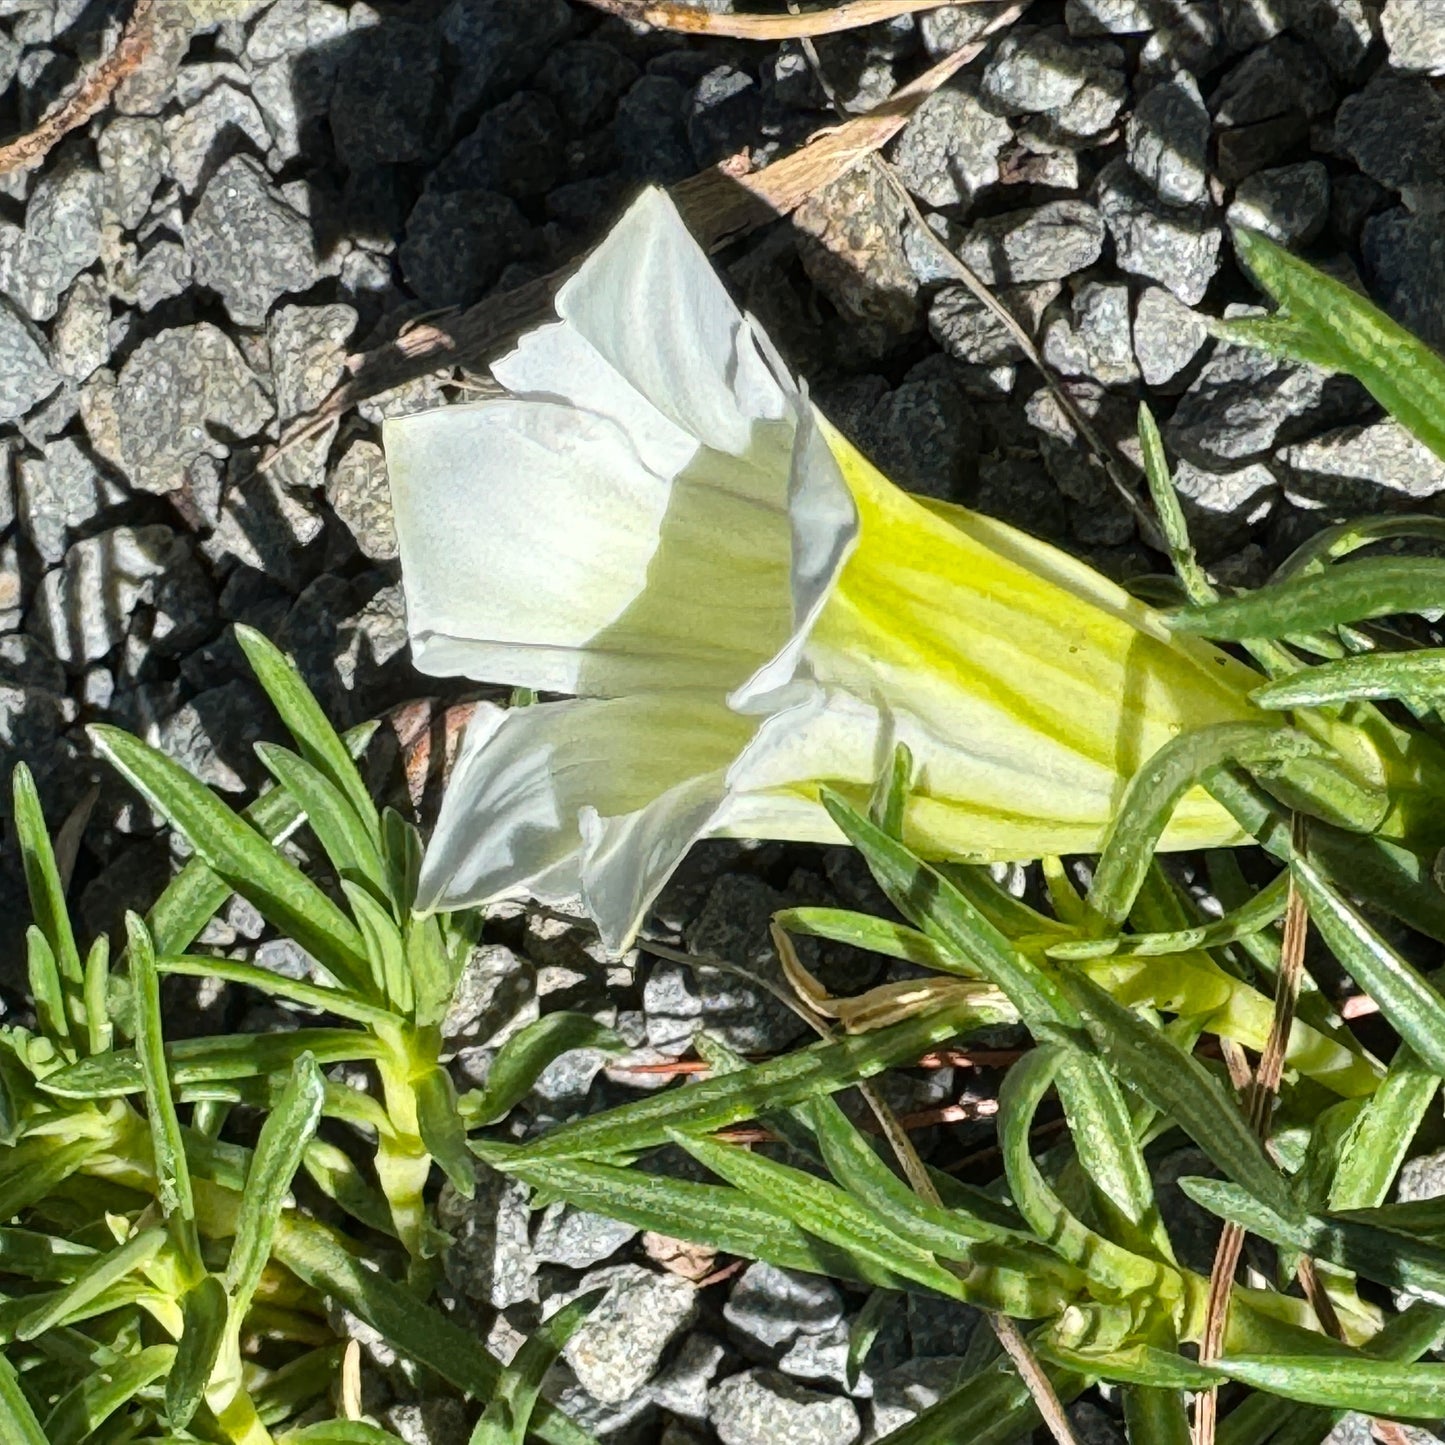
[580,0,957,39]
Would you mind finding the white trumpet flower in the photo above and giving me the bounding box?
[384,188,1262,953]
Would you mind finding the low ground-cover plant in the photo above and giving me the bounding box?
[9,220,1445,1445]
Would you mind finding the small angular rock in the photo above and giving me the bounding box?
[51,272,110,382]
[114,324,273,496]
[439,0,571,120]
[400,189,532,308]
[1362,208,1445,353]
[1096,157,1221,305]
[1132,286,1209,389]
[330,22,440,167]
[536,40,639,131]
[97,116,167,228]
[892,80,1013,210]
[0,295,59,422]
[188,156,319,327]
[0,160,104,320]
[1127,75,1208,207]
[724,1263,844,1355]
[164,85,271,195]
[956,199,1105,285]
[326,439,397,561]
[710,1370,860,1445]
[1382,0,1445,74]
[1170,459,1278,557]
[1042,281,1139,387]
[1226,161,1329,247]
[1278,421,1445,512]
[17,439,119,566]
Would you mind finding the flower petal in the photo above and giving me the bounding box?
[418,694,757,952]
[385,399,800,696]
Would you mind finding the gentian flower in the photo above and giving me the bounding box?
[384,188,1263,954]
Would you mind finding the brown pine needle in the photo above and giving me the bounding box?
[579,0,965,40]
[0,0,157,175]
[1195,822,1316,1445]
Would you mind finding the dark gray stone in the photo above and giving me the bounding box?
[1227,161,1330,247]
[710,1370,860,1445]
[400,189,532,308]
[980,27,1100,114]
[202,459,325,589]
[869,1358,971,1438]
[1132,285,1209,389]
[114,324,273,497]
[438,1165,538,1308]
[1289,0,1377,78]
[929,279,1059,366]
[919,3,1004,56]
[188,156,319,327]
[330,22,440,168]
[164,84,271,196]
[956,200,1105,285]
[433,91,565,200]
[326,439,397,561]
[1334,76,1445,211]
[1137,0,1225,74]
[0,159,103,320]
[1096,157,1221,305]
[16,438,119,566]
[439,0,571,121]
[558,1265,697,1405]
[1362,207,1445,354]
[97,116,167,229]
[649,1332,727,1422]
[1128,75,1209,208]
[0,295,59,422]
[724,1263,844,1357]
[154,681,269,794]
[1166,339,1368,470]
[1069,1401,1126,1444]
[1042,281,1138,387]
[1382,0,1445,74]
[1210,35,1333,126]
[536,40,639,131]
[1220,0,1287,46]
[615,74,695,184]
[687,66,762,169]
[1170,459,1278,557]
[892,80,1013,211]
[1278,421,1445,513]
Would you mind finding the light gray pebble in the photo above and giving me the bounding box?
[188,156,319,327]
[532,1203,638,1270]
[1132,286,1209,389]
[711,1369,860,1445]
[0,295,59,422]
[1382,0,1445,74]
[114,324,273,497]
[156,683,271,795]
[1128,74,1209,208]
[133,238,193,312]
[1096,157,1221,305]
[650,1332,727,1421]
[1227,161,1330,247]
[266,302,356,489]
[1064,0,1155,31]
[246,0,349,64]
[981,27,1097,114]
[164,85,272,195]
[1171,458,1281,558]
[1042,281,1139,387]
[326,439,397,561]
[724,1263,844,1357]
[17,438,121,566]
[438,1165,538,1309]
[51,272,110,381]
[97,117,167,229]
[0,160,103,321]
[892,80,1013,210]
[201,462,325,589]
[33,524,178,667]
[442,941,537,1048]
[555,1265,698,1406]
[929,279,1059,366]
[955,200,1105,285]
[919,2,1007,55]
[381,1399,471,1445]
[1138,0,1224,74]
[1278,420,1445,512]
[1220,0,1286,47]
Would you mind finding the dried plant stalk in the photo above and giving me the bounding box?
[0,0,156,175]
[579,0,967,39]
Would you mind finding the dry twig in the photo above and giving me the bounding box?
[0,0,157,175]
[579,0,967,39]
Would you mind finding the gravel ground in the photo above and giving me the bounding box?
[3,1,1445,1441]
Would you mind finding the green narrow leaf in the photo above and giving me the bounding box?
[128,914,196,1235]
[774,908,976,975]
[460,1014,624,1130]
[1121,1385,1192,1445]
[1138,402,1214,607]
[272,1217,598,1445]
[0,1137,96,1219]
[1253,650,1445,710]
[226,1053,326,1315]
[470,1290,603,1445]
[166,1273,228,1429]
[256,743,390,903]
[17,1226,166,1340]
[83,935,111,1056]
[344,882,409,1012]
[820,789,1077,1026]
[234,624,381,839]
[1172,557,1445,640]
[415,1065,473,1198]
[43,1343,175,1445]
[1229,226,1445,464]
[869,741,914,838]
[286,1424,407,1444]
[1054,971,1294,1220]
[90,725,372,996]
[1294,856,1445,1077]
[12,763,83,1003]
[1330,1042,1439,1211]
[158,954,397,1028]
[846,1289,897,1392]
[146,723,376,956]
[511,1003,978,1161]
[41,1027,385,1098]
[1220,1355,1445,1417]
[874,1358,1087,1445]
[0,1353,47,1445]
[26,926,71,1052]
